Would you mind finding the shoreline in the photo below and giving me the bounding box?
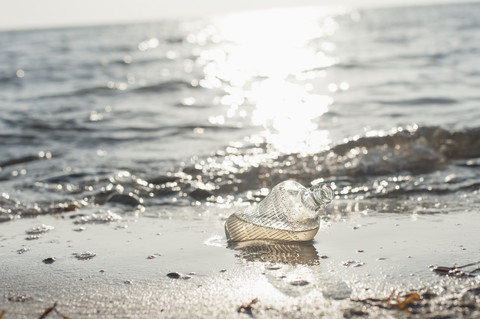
[1,206,480,318]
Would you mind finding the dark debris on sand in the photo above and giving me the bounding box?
[42,257,56,264]
[166,272,191,280]
[237,298,258,318]
[350,286,480,319]
[39,302,74,319]
[1,302,76,319]
[430,261,480,278]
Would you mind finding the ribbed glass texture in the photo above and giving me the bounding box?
[225,180,333,242]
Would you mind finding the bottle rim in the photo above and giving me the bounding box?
[309,183,334,208]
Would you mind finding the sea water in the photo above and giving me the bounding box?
[1,2,480,222]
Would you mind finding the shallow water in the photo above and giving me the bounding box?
[1,2,480,220]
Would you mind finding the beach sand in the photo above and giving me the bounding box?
[1,205,480,318]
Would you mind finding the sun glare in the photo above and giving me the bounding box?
[197,6,341,154]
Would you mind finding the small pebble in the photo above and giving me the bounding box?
[42,257,56,264]
[73,251,96,260]
[7,295,30,303]
[167,272,182,279]
[266,266,281,270]
[64,204,79,211]
[290,280,309,286]
[25,235,41,240]
[342,260,365,268]
[17,247,30,254]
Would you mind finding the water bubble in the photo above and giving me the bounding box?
[16,69,25,78]
[73,211,122,224]
[89,111,103,122]
[328,83,338,92]
[340,82,350,91]
[26,224,54,235]
[181,97,196,106]
[138,38,159,51]
[123,55,132,64]
[166,50,177,59]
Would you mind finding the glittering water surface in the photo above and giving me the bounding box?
[1,3,480,220]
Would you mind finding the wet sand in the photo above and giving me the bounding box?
[1,206,480,318]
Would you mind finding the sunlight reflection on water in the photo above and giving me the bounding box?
[195,6,344,154]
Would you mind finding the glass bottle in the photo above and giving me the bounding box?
[225,180,333,242]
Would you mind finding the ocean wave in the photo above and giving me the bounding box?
[132,80,196,93]
[34,86,117,99]
[2,125,479,221]
[30,79,198,100]
[34,80,196,99]
[166,125,480,201]
[330,126,480,160]
[0,75,13,84]
[376,97,458,106]
[0,154,43,169]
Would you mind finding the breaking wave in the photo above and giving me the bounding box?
[2,125,480,221]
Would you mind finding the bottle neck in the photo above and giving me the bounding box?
[301,183,334,212]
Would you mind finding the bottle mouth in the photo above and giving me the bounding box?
[309,183,334,209]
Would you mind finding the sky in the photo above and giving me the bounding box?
[0,0,476,31]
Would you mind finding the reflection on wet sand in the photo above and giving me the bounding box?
[229,240,352,299]
[228,240,319,265]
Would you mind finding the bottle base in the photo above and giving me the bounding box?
[225,215,319,242]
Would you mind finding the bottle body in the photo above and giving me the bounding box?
[225,180,333,242]
[225,214,320,242]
